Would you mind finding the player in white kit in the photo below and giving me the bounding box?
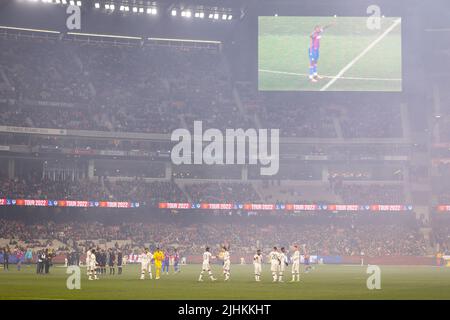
[198,247,217,282]
[291,245,300,282]
[222,246,231,281]
[278,247,288,282]
[85,248,91,276]
[269,247,280,282]
[88,249,99,280]
[140,248,153,280]
[253,249,263,282]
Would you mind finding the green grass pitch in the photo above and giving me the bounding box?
[1,264,450,300]
[258,16,402,91]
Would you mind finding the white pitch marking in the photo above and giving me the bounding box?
[320,18,401,91]
[259,69,401,82]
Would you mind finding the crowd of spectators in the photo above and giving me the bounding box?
[0,36,406,139]
[336,184,406,204]
[236,83,404,139]
[0,176,186,204]
[256,98,338,138]
[0,38,243,133]
[184,182,261,203]
[339,103,403,138]
[0,39,91,102]
[0,217,429,257]
[0,173,413,205]
[431,222,450,254]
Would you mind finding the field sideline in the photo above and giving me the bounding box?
[1,264,449,300]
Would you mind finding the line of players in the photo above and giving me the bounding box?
[138,247,181,280]
[199,245,312,282]
[85,245,310,282]
[85,248,124,280]
[85,247,180,281]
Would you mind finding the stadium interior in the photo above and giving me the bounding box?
[0,0,450,296]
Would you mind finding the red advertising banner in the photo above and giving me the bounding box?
[159,202,191,209]
[437,205,450,212]
[0,198,426,212]
[157,202,415,212]
[0,199,139,208]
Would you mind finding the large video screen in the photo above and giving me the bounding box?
[258,16,402,91]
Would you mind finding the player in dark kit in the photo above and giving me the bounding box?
[108,249,115,275]
[36,250,45,274]
[303,247,312,273]
[117,251,123,275]
[44,249,54,274]
[173,249,180,273]
[308,22,335,82]
[101,250,107,274]
[2,247,10,271]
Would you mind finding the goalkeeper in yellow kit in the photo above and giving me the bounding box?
[153,247,164,280]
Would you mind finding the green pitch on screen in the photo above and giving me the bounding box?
[258,16,402,92]
[1,264,450,300]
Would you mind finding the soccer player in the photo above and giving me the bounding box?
[101,249,107,274]
[25,248,33,267]
[437,251,443,267]
[269,247,280,282]
[173,249,180,273]
[15,248,23,271]
[2,247,9,271]
[44,248,53,274]
[140,248,153,280]
[108,249,115,275]
[96,249,101,274]
[279,247,288,282]
[253,249,263,282]
[36,250,45,274]
[153,247,164,280]
[117,250,123,275]
[291,245,300,282]
[198,247,217,282]
[162,250,170,275]
[308,22,334,82]
[304,246,312,273]
[222,246,231,281]
[88,249,99,280]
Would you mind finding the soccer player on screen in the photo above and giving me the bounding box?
[308,22,334,82]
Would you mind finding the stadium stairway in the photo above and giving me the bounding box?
[174,180,193,203]
[333,117,343,139]
[233,85,262,129]
[418,227,435,255]
[0,67,12,90]
[66,45,97,98]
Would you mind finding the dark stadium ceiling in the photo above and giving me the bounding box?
[14,0,250,20]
